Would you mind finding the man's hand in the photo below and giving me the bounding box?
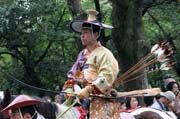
[64,87,75,99]
[75,78,88,86]
[77,85,93,99]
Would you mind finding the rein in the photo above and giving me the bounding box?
[4,73,161,99]
[4,73,152,99]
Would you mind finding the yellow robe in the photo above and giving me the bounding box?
[83,46,120,119]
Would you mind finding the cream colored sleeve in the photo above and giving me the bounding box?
[92,53,119,93]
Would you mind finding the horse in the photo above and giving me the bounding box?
[53,98,177,119]
[120,107,177,119]
[35,100,82,119]
[54,105,176,119]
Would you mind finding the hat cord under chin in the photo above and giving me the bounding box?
[90,24,101,41]
[18,106,37,119]
[19,108,24,119]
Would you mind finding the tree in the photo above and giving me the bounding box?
[111,0,148,91]
[111,0,180,91]
[0,0,179,96]
[0,0,77,96]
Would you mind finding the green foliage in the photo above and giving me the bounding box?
[0,0,78,95]
[143,2,180,43]
[0,0,179,95]
[143,1,180,88]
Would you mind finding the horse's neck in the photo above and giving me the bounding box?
[36,101,58,119]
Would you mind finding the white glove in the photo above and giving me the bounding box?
[77,86,93,99]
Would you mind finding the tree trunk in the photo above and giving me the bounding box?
[66,0,83,17]
[66,0,83,51]
[112,0,148,91]
[94,0,107,46]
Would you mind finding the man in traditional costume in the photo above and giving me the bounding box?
[63,9,121,119]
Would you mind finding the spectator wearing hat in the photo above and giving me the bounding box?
[1,94,43,119]
[63,9,120,118]
[151,91,175,111]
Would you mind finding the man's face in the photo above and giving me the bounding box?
[163,97,172,106]
[11,109,22,119]
[11,109,31,119]
[81,29,96,46]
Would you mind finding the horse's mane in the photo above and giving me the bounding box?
[36,101,58,119]
[134,111,164,119]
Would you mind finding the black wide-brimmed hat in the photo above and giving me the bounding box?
[70,9,113,33]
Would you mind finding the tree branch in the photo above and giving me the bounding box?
[147,10,167,37]
[142,0,156,16]
[142,0,177,16]
[35,40,53,65]
[15,48,26,62]
[54,7,66,31]
[94,0,107,46]
[0,51,25,63]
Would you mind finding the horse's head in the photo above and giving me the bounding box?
[130,107,177,119]
[134,111,163,119]
[55,103,81,119]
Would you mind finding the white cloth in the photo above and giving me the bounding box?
[120,112,136,119]
[151,101,166,111]
[74,84,82,93]
[37,112,46,119]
